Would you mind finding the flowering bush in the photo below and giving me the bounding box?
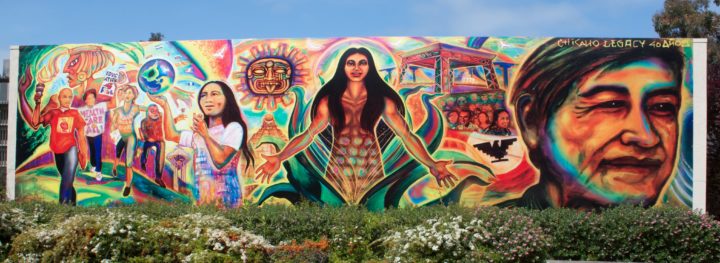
[8,214,103,262]
[0,202,718,262]
[5,210,271,262]
[381,210,551,263]
[382,215,489,262]
[0,206,35,259]
[470,207,552,262]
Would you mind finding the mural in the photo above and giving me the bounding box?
[12,37,695,210]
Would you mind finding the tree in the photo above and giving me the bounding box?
[653,0,719,63]
[148,32,165,42]
[654,0,720,217]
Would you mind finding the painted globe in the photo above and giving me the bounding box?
[138,59,175,95]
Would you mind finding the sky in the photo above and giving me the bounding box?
[0,0,690,64]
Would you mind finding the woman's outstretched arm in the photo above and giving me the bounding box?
[148,95,181,143]
[255,97,331,183]
[382,98,458,188]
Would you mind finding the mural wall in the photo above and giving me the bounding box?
[12,37,695,210]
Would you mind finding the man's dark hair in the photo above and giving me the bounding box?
[510,38,685,172]
[509,38,685,206]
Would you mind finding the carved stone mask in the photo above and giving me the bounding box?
[247,58,292,95]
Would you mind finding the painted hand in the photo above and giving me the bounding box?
[191,113,208,138]
[148,95,168,107]
[429,160,458,188]
[255,154,281,184]
[19,67,35,97]
[78,150,89,170]
[33,85,43,105]
[32,81,47,106]
[174,114,187,123]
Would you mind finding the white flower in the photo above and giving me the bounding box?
[212,242,224,251]
[91,243,101,254]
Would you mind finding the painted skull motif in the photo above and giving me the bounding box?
[247,58,292,95]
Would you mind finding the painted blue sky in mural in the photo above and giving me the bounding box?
[0,0,716,62]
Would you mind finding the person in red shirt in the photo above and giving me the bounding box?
[139,104,166,188]
[29,87,90,205]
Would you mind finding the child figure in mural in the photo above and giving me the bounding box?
[77,89,117,181]
[256,47,457,204]
[110,85,147,197]
[29,87,90,205]
[149,81,255,208]
[139,105,167,188]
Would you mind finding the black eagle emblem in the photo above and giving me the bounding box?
[473,138,517,163]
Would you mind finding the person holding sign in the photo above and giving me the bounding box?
[77,89,118,181]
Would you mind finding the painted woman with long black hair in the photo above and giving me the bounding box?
[150,81,254,208]
[256,47,457,204]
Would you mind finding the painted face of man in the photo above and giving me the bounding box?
[63,53,85,87]
[344,53,369,82]
[148,105,161,120]
[58,88,73,109]
[199,83,227,117]
[459,111,471,125]
[544,58,679,205]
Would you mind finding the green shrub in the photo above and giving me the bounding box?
[8,214,103,262]
[535,205,720,262]
[470,207,551,262]
[326,207,393,261]
[1,201,718,262]
[0,203,47,261]
[226,203,337,244]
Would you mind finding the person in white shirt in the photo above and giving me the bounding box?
[77,88,117,181]
[150,81,254,208]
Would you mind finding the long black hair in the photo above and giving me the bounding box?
[490,108,509,129]
[198,80,255,171]
[311,47,405,133]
